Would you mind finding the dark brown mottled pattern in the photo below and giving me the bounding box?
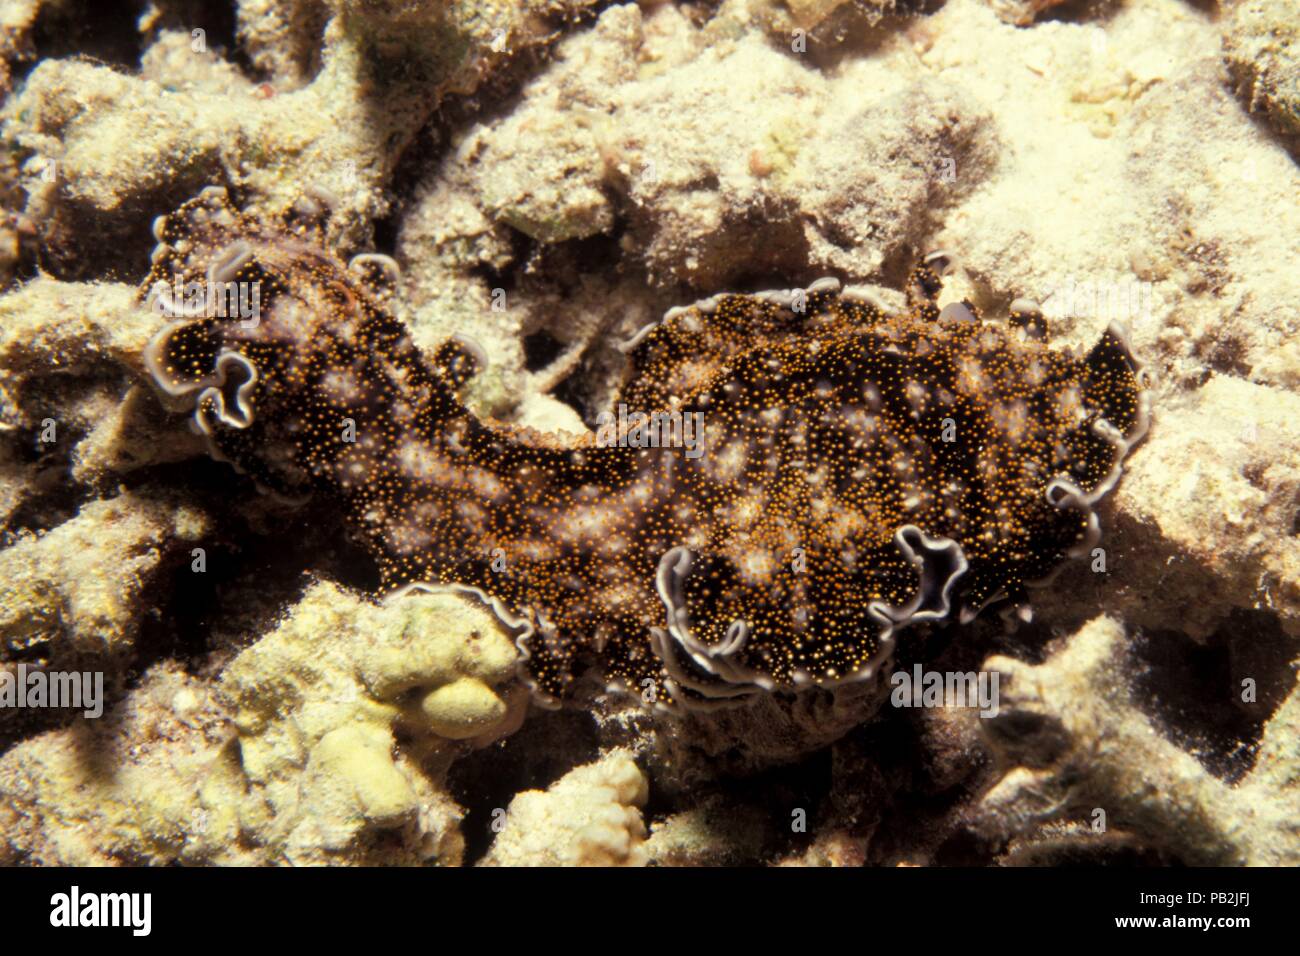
[142,190,1147,708]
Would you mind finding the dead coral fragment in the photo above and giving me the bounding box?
[479,750,649,867]
[0,491,208,670]
[1222,0,1300,140]
[975,616,1300,866]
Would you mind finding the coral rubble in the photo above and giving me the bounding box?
[0,0,1297,867]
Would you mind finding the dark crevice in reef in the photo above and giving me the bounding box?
[121,458,382,671]
[730,747,835,863]
[34,173,228,284]
[786,1,951,73]
[623,686,998,866]
[369,207,400,258]
[997,837,1178,867]
[642,744,838,866]
[526,228,628,295]
[14,0,320,91]
[129,513,340,674]
[0,682,122,757]
[673,206,811,296]
[10,0,146,84]
[678,0,726,27]
[447,708,602,865]
[0,409,103,542]
[551,370,596,425]
[0,463,93,544]
[878,241,922,291]
[3,473,383,755]
[522,328,565,372]
[983,611,1074,668]
[931,827,1004,866]
[463,226,535,304]
[471,224,634,414]
[1131,609,1295,785]
[853,706,992,865]
[381,119,453,238]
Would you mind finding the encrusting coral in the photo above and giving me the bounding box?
[216,580,525,863]
[0,661,232,866]
[0,580,527,865]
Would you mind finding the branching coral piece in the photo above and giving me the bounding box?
[974,616,1300,866]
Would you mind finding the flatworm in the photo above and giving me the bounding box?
[141,188,1150,710]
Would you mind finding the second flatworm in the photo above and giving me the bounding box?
[142,189,1150,710]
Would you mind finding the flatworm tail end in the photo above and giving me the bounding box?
[1084,323,1151,447]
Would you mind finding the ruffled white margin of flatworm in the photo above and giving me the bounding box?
[646,525,969,712]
